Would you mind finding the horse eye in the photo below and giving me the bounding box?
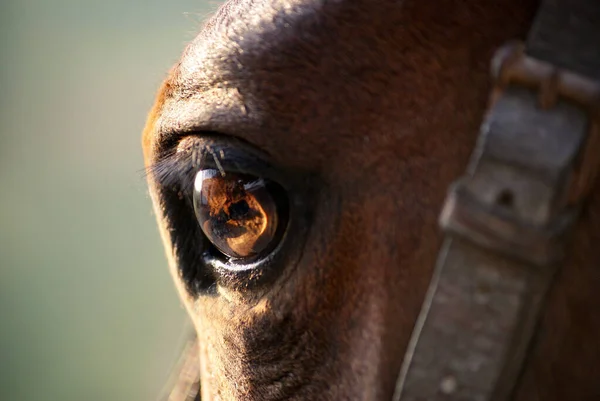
[193,169,288,260]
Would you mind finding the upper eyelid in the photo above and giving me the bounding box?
[147,134,283,194]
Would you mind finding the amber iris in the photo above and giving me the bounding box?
[193,169,281,259]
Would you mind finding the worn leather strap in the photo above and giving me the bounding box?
[393,1,600,400]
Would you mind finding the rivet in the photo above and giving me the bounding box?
[440,375,458,394]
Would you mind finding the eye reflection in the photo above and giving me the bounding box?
[193,169,285,259]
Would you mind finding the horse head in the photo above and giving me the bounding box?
[143,1,600,400]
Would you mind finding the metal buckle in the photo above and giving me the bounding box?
[490,41,600,205]
[440,41,600,267]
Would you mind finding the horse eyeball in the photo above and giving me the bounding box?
[193,169,286,259]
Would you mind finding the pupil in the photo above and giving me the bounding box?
[229,200,250,219]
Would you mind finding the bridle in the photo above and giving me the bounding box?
[162,0,600,400]
[393,0,600,400]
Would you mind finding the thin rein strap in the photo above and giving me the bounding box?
[161,328,201,401]
[394,0,600,400]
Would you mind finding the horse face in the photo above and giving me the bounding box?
[143,1,597,400]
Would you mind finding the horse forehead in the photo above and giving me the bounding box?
[173,0,404,96]
[159,0,411,164]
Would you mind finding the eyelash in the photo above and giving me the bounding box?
[147,135,277,198]
[147,150,197,204]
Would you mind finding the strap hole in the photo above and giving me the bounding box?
[496,190,515,208]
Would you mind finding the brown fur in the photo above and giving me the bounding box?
[143,1,600,400]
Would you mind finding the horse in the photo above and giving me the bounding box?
[142,0,600,400]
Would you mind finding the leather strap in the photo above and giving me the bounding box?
[393,1,600,400]
[161,328,201,401]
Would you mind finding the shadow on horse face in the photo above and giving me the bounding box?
[143,1,600,400]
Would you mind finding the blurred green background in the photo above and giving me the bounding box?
[0,1,221,400]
